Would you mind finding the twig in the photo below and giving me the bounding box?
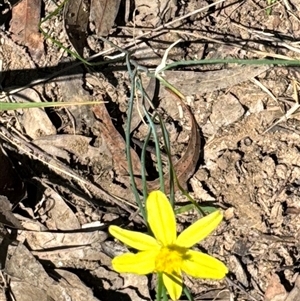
[263,80,300,133]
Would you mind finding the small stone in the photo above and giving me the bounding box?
[224,207,235,220]
[248,98,264,113]
[210,93,245,129]
[275,164,287,179]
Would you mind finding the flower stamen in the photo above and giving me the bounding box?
[155,245,188,274]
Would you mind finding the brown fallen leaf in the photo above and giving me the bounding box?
[21,229,107,251]
[12,88,57,139]
[90,0,121,37]
[162,66,269,96]
[63,0,90,56]
[0,0,22,26]
[10,0,44,62]
[0,195,24,230]
[33,134,112,168]
[38,187,81,231]
[264,273,287,301]
[93,104,143,177]
[6,244,101,301]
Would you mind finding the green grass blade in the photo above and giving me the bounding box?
[161,58,300,72]
[0,101,104,111]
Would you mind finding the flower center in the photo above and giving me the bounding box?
[155,245,188,274]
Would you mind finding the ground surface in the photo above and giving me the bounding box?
[0,0,300,300]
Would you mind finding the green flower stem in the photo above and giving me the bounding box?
[183,285,194,301]
[156,273,163,301]
[134,75,152,199]
[125,56,146,220]
[162,285,168,301]
[154,75,206,216]
[142,108,165,194]
[158,116,175,208]
[140,128,152,198]
[156,273,168,301]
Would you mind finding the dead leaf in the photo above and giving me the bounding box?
[10,0,44,62]
[34,134,112,167]
[13,88,57,139]
[0,195,24,229]
[6,244,100,301]
[38,187,81,231]
[63,0,90,56]
[0,0,22,26]
[54,67,98,132]
[134,0,176,27]
[228,255,248,287]
[90,0,121,37]
[20,229,107,251]
[264,273,287,301]
[0,30,36,87]
[93,104,143,177]
[162,66,269,96]
[18,228,107,267]
[51,269,100,301]
[5,243,54,301]
[91,266,151,301]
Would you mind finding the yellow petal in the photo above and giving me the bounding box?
[146,191,176,246]
[162,269,182,301]
[112,250,159,274]
[109,225,160,251]
[182,250,228,279]
[176,210,223,248]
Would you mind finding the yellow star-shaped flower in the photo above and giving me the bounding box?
[109,190,228,300]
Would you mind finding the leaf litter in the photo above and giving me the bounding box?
[10,0,44,62]
[1,0,300,300]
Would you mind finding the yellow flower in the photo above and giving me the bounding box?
[109,190,228,300]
